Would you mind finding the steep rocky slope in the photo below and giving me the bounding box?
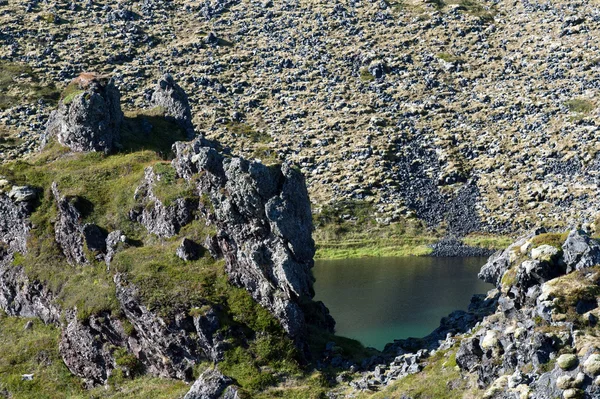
[1,0,600,234]
[0,74,337,397]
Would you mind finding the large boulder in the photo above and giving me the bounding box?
[46,72,123,153]
[151,74,195,138]
[562,229,600,272]
[184,368,235,399]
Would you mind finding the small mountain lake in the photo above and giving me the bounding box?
[313,256,493,350]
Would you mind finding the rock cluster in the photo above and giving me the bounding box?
[0,74,332,395]
[134,137,336,342]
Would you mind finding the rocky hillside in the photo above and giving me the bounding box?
[0,74,344,398]
[1,0,600,234]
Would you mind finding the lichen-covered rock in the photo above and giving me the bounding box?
[46,73,123,153]
[557,354,578,370]
[170,138,335,342]
[51,183,87,265]
[151,74,194,138]
[183,368,233,399]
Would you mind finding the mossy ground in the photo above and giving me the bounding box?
[313,200,511,259]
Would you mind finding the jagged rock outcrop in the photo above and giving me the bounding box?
[45,73,123,153]
[51,183,88,265]
[114,274,201,381]
[151,74,195,138]
[183,368,239,399]
[59,310,128,388]
[454,229,600,398]
[0,192,59,324]
[165,138,334,342]
[130,167,197,238]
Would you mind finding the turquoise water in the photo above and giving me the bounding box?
[313,256,492,350]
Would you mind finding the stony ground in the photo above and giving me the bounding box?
[1,0,599,233]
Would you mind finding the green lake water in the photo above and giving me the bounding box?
[313,256,492,350]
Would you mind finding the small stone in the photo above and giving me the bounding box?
[557,354,579,370]
[23,320,33,330]
[583,353,600,375]
[21,374,34,381]
[480,330,500,350]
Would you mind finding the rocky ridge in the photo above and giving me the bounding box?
[0,74,332,395]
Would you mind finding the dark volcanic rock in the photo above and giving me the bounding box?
[151,74,195,138]
[45,73,123,153]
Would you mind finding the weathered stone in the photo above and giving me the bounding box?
[7,186,37,203]
[151,74,194,138]
[562,230,600,272]
[46,73,123,153]
[583,354,600,376]
[184,368,232,399]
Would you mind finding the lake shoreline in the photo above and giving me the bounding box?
[315,234,512,260]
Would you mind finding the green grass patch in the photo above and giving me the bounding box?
[359,68,375,82]
[436,53,464,64]
[112,243,221,320]
[463,234,513,250]
[313,204,437,259]
[530,232,569,250]
[566,98,595,114]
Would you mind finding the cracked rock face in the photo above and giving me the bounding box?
[45,73,123,153]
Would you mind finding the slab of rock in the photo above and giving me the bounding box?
[46,73,123,153]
